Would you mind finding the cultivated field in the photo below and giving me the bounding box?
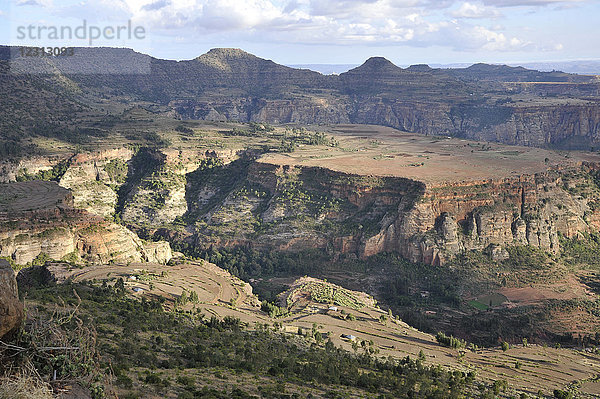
[54,261,600,397]
[260,124,600,184]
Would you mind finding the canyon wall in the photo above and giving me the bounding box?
[186,158,600,264]
[171,98,600,150]
[0,180,172,265]
[3,148,599,267]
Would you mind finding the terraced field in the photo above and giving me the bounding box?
[57,262,600,397]
[0,181,72,215]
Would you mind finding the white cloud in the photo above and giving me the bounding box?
[450,2,501,18]
[16,0,53,6]
[481,0,586,6]
[11,0,582,53]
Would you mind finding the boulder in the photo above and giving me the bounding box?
[144,241,173,264]
[0,259,24,339]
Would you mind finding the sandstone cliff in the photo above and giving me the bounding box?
[59,148,134,217]
[185,159,600,265]
[0,181,172,265]
[3,146,599,267]
[0,259,23,339]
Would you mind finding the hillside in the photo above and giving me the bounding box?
[8,262,600,397]
[3,46,600,398]
[1,120,600,347]
[2,46,600,153]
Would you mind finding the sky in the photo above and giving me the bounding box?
[1,0,599,66]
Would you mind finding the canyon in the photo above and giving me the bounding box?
[2,124,599,268]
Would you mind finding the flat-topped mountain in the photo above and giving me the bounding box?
[2,46,600,153]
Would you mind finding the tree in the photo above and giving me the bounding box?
[115,278,125,293]
[189,290,199,304]
[554,390,573,399]
[501,341,510,351]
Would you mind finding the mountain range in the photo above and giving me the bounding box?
[2,46,600,152]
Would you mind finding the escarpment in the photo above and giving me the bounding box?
[2,141,599,267]
[172,98,600,150]
[181,154,600,265]
[4,46,600,151]
[0,180,172,265]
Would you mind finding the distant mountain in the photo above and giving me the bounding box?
[288,64,358,75]
[295,60,600,76]
[2,46,600,152]
[514,60,600,75]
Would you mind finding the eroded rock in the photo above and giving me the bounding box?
[0,259,24,339]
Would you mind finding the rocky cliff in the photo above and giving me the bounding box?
[0,180,172,265]
[3,46,600,152]
[0,259,23,339]
[180,155,600,265]
[2,143,599,267]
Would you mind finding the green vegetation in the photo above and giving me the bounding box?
[560,232,600,269]
[286,280,366,310]
[172,244,330,284]
[6,281,480,398]
[260,301,290,318]
[16,159,71,182]
[435,332,467,349]
[103,159,129,185]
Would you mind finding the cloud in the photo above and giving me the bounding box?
[450,2,502,18]
[16,0,53,6]
[481,0,586,6]
[142,0,170,11]
[9,0,581,54]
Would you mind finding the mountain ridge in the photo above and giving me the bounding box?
[2,45,600,151]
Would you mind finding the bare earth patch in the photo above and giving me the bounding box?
[260,124,600,185]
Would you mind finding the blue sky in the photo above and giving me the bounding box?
[1,0,599,65]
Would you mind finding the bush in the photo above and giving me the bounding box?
[554,390,573,399]
[436,332,466,349]
[261,301,289,318]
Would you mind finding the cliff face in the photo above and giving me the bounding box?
[169,97,600,149]
[0,181,172,265]
[3,147,598,267]
[59,148,134,217]
[5,46,600,152]
[382,169,596,265]
[186,159,600,265]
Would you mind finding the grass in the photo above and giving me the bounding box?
[0,375,53,399]
[469,300,489,311]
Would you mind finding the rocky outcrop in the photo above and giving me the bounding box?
[0,226,77,265]
[188,159,600,265]
[0,259,23,339]
[143,241,172,264]
[0,181,172,265]
[121,166,188,225]
[59,148,134,217]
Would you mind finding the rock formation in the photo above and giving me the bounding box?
[0,259,24,339]
[0,181,172,265]
[3,46,600,151]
